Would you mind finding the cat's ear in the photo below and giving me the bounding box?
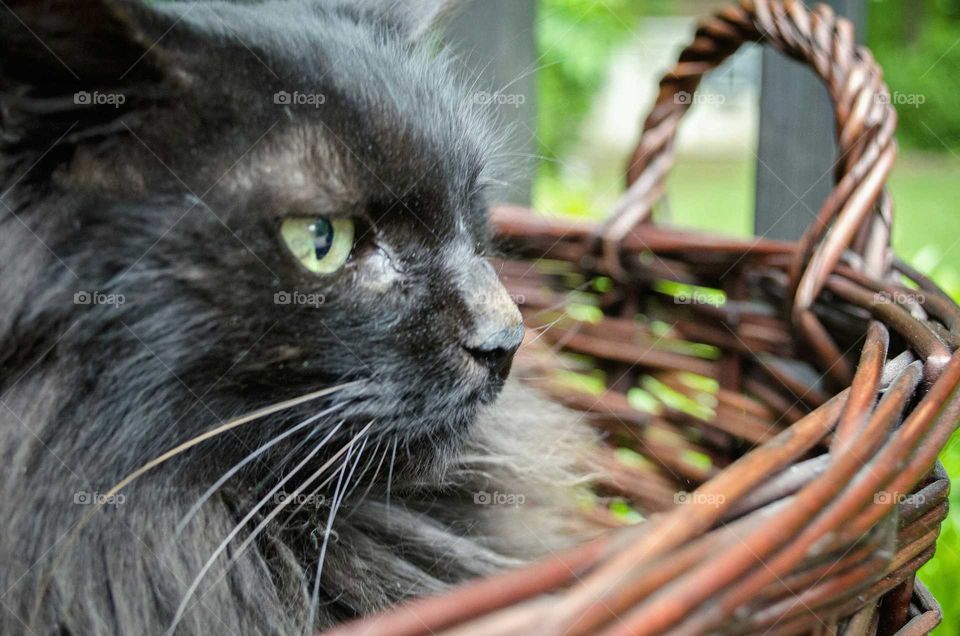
[0,0,177,151]
[349,0,460,41]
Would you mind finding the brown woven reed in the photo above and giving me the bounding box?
[325,1,960,634]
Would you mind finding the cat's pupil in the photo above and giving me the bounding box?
[310,219,335,259]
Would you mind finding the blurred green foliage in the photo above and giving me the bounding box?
[921,443,960,636]
[536,0,664,173]
[536,0,677,216]
[536,0,960,179]
[869,0,960,153]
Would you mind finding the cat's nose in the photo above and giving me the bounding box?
[456,257,525,379]
[462,323,525,379]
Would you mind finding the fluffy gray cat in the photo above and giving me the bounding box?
[0,1,596,633]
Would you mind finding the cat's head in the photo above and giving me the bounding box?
[0,0,523,480]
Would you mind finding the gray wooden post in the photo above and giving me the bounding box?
[444,0,538,205]
[754,0,867,240]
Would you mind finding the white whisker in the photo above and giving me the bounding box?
[523,316,565,349]
[165,420,361,636]
[338,438,381,503]
[176,403,346,535]
[38,381,361,627]
[349,441,390,509]
[282,438,382,523]
[386,437,397,515]
[307,431,368,629]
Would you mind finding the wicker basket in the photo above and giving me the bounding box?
[326,0,960,633]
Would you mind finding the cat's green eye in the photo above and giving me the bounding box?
[280,217,355,274]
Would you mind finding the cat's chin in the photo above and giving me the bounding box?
[391,386,501,479]
[462,360,512,406]
[308,363,512,482]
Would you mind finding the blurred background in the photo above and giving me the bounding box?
[447,0,960,631]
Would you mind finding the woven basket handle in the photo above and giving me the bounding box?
[597,0,898,319]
